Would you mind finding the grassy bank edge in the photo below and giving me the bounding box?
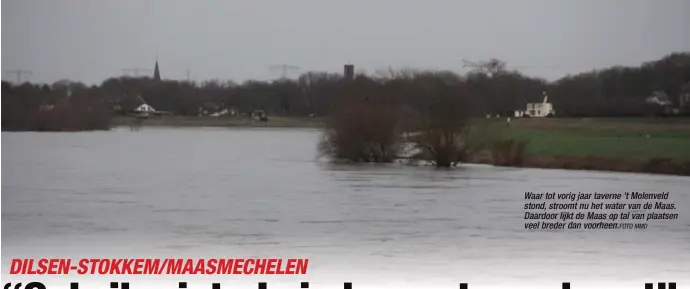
[465,152,690,177]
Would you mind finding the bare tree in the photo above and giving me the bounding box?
[404,72,474,167]
[463,58,506,77]
[318,77,403,163]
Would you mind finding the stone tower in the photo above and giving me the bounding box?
[344,64,354,81]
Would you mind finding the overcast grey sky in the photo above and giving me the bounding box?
[2,0,689,84]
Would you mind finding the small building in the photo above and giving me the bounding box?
[515,92,555,117]
[134,103,156,118]
[645,91,673,106]
[197,102,226,117]
[251,110,268,122]
[210,108,237,117]
[130,93,158,118]
[645,91,675,115]
[134,103,156,113]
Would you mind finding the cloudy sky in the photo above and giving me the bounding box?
[2,0,689,84]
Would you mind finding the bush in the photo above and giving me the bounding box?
[490,139,528,166]
[318,81,403,163]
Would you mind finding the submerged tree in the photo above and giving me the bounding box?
[404,72,474,167]
[318,77,404,163]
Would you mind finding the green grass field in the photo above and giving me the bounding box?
[472,118,690,161]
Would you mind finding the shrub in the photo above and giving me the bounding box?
[490,139,528,166]
[318,79,403,163]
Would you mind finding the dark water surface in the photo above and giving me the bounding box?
[2,128,689,288]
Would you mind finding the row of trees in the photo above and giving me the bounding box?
[549,53,690,116]
[2,52,689,131]
[2,81,111,131]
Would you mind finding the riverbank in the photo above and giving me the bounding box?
[467,152,690,176]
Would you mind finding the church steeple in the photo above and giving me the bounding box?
[153,60,161,81]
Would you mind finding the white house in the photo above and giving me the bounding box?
[209,108,237,117]
[515,92,555,117]
[645,91,673,106]
[131,94,157,117]
[133,102,156,118]
[134,103,156,113]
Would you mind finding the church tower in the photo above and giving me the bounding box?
[153,60,161,81]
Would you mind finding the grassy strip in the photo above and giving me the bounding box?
[465,118,690,175]
[507,129,690,161]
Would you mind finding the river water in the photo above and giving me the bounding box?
[2,128,689,289]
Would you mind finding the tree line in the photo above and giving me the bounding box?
[2,52,689,131]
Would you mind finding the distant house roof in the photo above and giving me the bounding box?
[134,103,156,112]
[645,91,673,106]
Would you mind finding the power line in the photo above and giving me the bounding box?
[269,64,300,79]
[3,69,33,84]
[122,67,152,77]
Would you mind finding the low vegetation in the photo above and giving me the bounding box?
[2,82,111,131]
[489,139,529,167]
